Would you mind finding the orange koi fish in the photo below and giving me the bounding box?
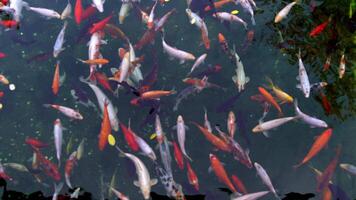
[209,154,236,193]
[317,146,341,192]
[294,128,333,168]
[98,101,111,151]
[258,87,282,115]
[52,61,60,95]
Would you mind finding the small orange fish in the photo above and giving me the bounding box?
[192,122,231,152]
[52,61,60,95]
[98,101,111,151]
[140,90,176,99]
[294,128,333,168]
[317,146,341,192]
[78,58,109,65]
[210,154,236,193]
[258,87,283,115]
[204,0,233,11]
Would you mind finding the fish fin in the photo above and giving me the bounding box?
[43,104,52,108]
[115,145,126,157]
[232,76,237,82]
[133,180,140,187]
[171,125,177,130]
[262,131,270,137]
[179,60,185,64]
[150,178,158,186]
[184,154,193,162]
[184,125,189,130]
[208,166,212,173]
[296,84,301,89]
[296,76,300,81]
[59,72,66,86]
[245,76,250,83]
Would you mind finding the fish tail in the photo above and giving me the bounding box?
[251,16,256,26]
[65,173,73,189]
[54,182,64,195]
[115,145,126,157]
[184,154,193,162]
[42,104,52,108]
[294,0,302,4]
[265,76,274,89]
[76,58,85,63]
[296,48,301,59]
[293,162,303,170]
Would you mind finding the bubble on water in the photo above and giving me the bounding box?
[9,84,15,91]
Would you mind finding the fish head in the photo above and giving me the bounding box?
[252,125,262,133]
[142,187,151,199]
[75,113,84,120]
[254,162,262,170]
[177,115,184,123]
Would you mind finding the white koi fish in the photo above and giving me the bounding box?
[135,135,157,161]
[294,100,328,128]
[162,36,195,64]
[214,12,248,29]
[54,119,64,165]
[185,9,208,34]
[53,21,68,58]
[175,115,192,161]
[128,41,143,84]
[119,51,131,83]
[232,46,249,92]
[80,77,119,131]
[188,53,207,76]
[274,0,299,23]
[43,104,83,120]
[204,107,213,132]
[254,162,279,199]
[296,49,311,98]
[252,115,296,137]
[116,146,157,200]
[29,7,61,19]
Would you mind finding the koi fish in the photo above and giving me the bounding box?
[147,0,158,29]
[266,77,293,104]
[296,49,311,98]
[204,107,212,132]
[116,146,157,199]
[232,47,249,92]
[28,7,61,19]
[9,0,29,23]
[252,116,296,137]
[52,61,61,95]
[320,92,331,115]
[231,174,248,194]
[141,90,176,99]
[274,0,299,23]
[254,162,279,198]
[0,163,13,181]
[258,87,283,115]
[162,36,196,64]
[294,128,332,168]
[33,148,61,181]
[94,72,113,92]
[109,186,130,200]
[98,101,111,151]
[227,111,236,138]
[53,21,68,58]
[60,0,72,20]
[53,119,64,166]
[154,8,176,32]
[186,161,199,191]
[192,122,231,152]
[209,153,237,192]
[218,33,230,56]
[65,151,78,189]
[294,100,328,128]
[0,74,9,85]
[339,54,346,79]
[173,141,185,170]
[204,0,233,11]
[214,12,248,29]
[339,163,356,176]
[135,135,157,160]
[25,138,49,149]
[119,2,132,24]
[119,122,140,152]
[43,104,83,120]
[200,26,210,49]
[317,146,341,192]
[92,0,104,12]
[81,5,97,21]
[188,53,207,76]
[310,17,331,37]
[175,115,192,161]
[89,14,113,34]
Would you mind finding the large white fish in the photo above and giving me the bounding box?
[274,0,299,23]
[43,104,83,120]
[60,1,72,20]
[214,12,248,29]
[119,51,131,83]
[80,77,119,131]
[162,36,195,64]
[175,115,192,161]
[188,53,207,76]
[53,119,64,165]
[232,46,249,92]
[92,0,104,12]
[53,21,68,58]
[128,41,143,84]
[254,162,279,198]
[252,115,296,137]
[185,9,208,34]
[231,191,269,200]
[28,7,61,19]
[116,146,157,199]
[294,100,328,128]
[296,49,311,98]
[9,0,29,22]
[135,135,157,161]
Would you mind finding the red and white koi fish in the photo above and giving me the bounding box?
[274,0,300,23]
[43,104,83,120]
[65,151,78,189]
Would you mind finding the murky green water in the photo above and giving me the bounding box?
[0,0,355,199]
